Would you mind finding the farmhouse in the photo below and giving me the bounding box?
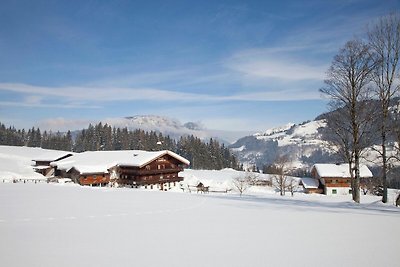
[310,163,373,196]
[50,150,190,189]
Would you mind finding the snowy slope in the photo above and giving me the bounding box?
[0,145,71,181]
[230,120,332,169]
[254,120,327,147]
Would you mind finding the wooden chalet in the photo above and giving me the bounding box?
[50,150,189,189]
[311,163,373,195]
[109,152,188,190]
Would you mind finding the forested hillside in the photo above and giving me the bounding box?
[0,122,240,170]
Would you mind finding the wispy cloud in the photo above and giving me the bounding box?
[0,100,99,109]
[0,81,322,107]
[36,117,95,131]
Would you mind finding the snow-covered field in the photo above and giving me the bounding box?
[1,182,399,267]
[1,145,400,266]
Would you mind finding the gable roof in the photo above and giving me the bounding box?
[301,177,319,189]
[33,151,75,162]
[51,150,190,175]
[312,163,373,178]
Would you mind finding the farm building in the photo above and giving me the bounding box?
[300,177,323,194]
[50,150,190,189]
[310,163,373,195]
[32,151,74,177]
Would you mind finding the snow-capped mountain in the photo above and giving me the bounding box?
[103,115,251,144]
[103,115,207,139]
[229,119,337,170]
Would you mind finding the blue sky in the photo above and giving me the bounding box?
[0,0,399,132]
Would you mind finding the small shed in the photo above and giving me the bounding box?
[300,177,323,194]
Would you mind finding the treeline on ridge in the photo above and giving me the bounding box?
[0,122,240,170]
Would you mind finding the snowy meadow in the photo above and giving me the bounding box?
[0,145,399,266]
[1,182,399,267]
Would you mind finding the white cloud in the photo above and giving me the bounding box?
[225,46,328,82]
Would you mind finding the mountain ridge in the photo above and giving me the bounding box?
[103,115,252,144]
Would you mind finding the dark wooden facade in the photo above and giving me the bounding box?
[111,154,185,188]
[68,168,110,186]
[322,178,351,188]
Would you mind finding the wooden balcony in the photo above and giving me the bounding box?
[119,167,184,176]
[117,176,183,186]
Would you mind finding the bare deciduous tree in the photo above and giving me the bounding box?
[232,176,250,197]
[368,12,400,203]
[271,155,291,196]
[286,178,299,197]
[320,39,376,203]
[232,172,260,196]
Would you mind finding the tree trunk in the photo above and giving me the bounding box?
[353,155,361,203]
[381,124,388,203]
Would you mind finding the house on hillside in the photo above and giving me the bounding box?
[32,151,74,177]
[310,163,373,196]
[50,150,190,189]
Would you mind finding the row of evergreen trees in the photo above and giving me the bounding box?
[0,123,73,151]
[0,122,240,170]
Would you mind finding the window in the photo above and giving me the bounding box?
[158,165,161,170]
[146,165,151,170]
[349,189,352,194]
[332,189,337,194]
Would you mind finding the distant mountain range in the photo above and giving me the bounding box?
[102,115,253,144]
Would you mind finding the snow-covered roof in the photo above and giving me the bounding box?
[312,164,373,178]
[301,177,319,189]
[33,150,74,162]
[70,165,108,175]
[52,150,190,174]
